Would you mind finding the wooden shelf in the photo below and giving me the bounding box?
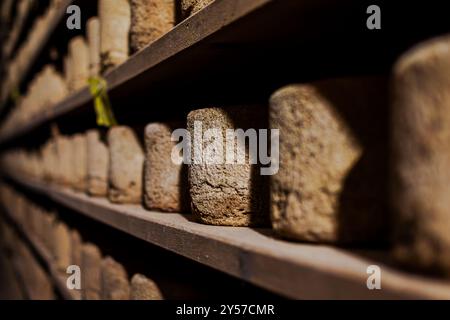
[4,172,450,300]
[2,0,446,145]
[0,0,73,111]
[2,201,80,300]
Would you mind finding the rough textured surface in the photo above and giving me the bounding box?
[53,222,72,272]
[55,136,75,186]
[130,0,175,53]
[69,36,89,91]
[12,194,26,227]
[87,129,109,197]
[30,257,55,300]
[31,205,44,239]
[181,0,213,18]
[270,78,388,244]
[43,212,56,252]
[391,35,450,276]
[71,229,82,267]
[130,273,163,300]
[42,140,58,182]
[18,241,55,300]
[101,257,130,300]
[72,134,88,191]
[81,243,102,300]
[31,265,55,300]
[87,17,100,77]
[44,65,68,106]
[99,0,131,72]
[26,203,35,233]
[187,107,269,226]
[107,126,144,204]
[63,55,72,92]
[144,123,188,212]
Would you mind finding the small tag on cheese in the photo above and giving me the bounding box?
[88,77,117,127]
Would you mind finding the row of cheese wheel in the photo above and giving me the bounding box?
[0,183,164,300]
[2,34,450,278]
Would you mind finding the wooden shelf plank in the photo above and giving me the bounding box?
[5,172,450,300]
[0,0,74,111]
[2,203,80,300]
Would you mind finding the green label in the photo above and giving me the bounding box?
[88,77,117,127]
